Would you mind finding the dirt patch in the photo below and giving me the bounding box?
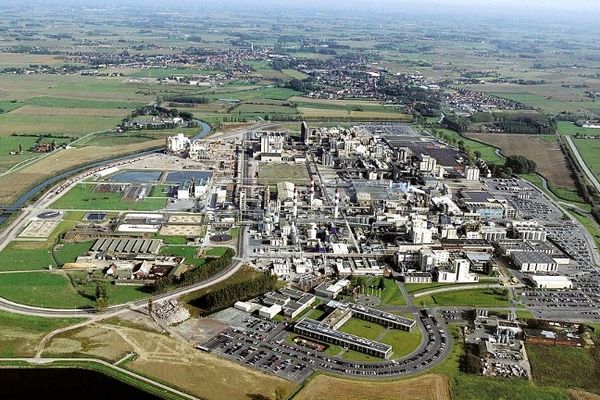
[294,373,451,400]
[465,133,576,188]
[43,315,296,400]
[44,325,132,362]
[570,390,600,400]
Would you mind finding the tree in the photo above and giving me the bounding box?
[95,282,109,311]
[504,155,537,174]
[378,277,386,290]
[474,150,482,159]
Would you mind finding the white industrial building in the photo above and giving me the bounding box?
[166,133,190,153]
[436,258,479,283]
[530,275,573,289]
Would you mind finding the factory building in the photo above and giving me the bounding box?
[294,318,393,359]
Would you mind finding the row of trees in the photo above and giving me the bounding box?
[164,96,209,105]
[193,272,278,314]
[153,248,236,293]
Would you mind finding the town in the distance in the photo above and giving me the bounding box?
[0,1,599,400]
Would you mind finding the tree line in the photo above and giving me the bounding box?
[191,272,278,314]
[153,248,236,293]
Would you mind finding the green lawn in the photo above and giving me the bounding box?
[416,288,510,307]
[54,241,94,266]
[150,184,173,198]
[160,246,206,267]
[0,272,149,309]
[339,318,386,341]
[380,327,423,359]
[51,184,167,211]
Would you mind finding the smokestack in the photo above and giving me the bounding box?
[310,176,315,207]
[293,188,298,218]
[334,188,340,219]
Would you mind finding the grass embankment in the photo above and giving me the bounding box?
[415,288,510,308]
[0,310,81,357]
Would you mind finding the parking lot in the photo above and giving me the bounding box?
[201,312,451,380]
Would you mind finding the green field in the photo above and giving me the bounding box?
[54,241,94,266]
[0,271,149,309]
[50,184,167,211]
[0,100,23,113]
[0,136,43,172]
[0,242,55,271]
[557,121,600,137]
[574,138,600,181]
[435,128,504,165]
[527,338,600,395]
[205,247,229,257]
[160,246,206,267]
[415,288,510,307]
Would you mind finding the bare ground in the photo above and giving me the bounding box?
[43,314,297,400]
[465,133,576,188]
[294,373,451,400]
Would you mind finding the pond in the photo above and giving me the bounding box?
[108,170,163,183]
[0,368,161,399]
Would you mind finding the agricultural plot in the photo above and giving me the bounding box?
[465,133,577,189]
[295,373,451,400]
[573,139,600,182]
[50,183,167,211]
[0,136,43,173]
[557,121,600,137]
[0,242,55,271]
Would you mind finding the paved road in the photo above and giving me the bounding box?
[1,357,199,400]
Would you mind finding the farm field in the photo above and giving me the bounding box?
[0,242,55,271]
[0,136,44,173]
[415,288,510,307]
[465,133,577,189]
[573,139,600,181]
[294,373,451,400]
[50,184,168,211]
[557,122,600,137]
